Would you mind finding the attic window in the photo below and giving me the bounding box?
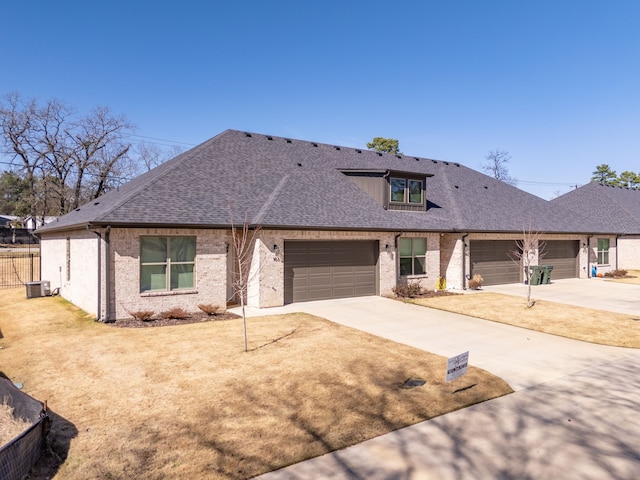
[244,132,252,137]
[391,178,423,204]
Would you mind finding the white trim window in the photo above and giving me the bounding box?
[399,238,426,275]
[597,238,610,265]
[140,236,196,292]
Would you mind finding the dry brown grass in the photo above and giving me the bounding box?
[0,250,41,286]
[0,288,511,479]
[0,400,33,446]
[410,292,640,348]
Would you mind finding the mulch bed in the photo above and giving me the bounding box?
[400,290,461,299]
[109,311,240,328]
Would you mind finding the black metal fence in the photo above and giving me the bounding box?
[0,228,39,245]
[0,251,40,289]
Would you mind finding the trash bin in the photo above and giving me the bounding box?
[541,265,553,284]
[529,266,542,285]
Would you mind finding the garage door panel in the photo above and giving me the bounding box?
[285,241,378,303]
[545,240,578,279]
[470,240,521,286]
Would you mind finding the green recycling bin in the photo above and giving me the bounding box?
[529,266,542,285]
[541,265,553,284]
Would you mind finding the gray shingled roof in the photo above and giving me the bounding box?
[38,129,611,234]
[552,182,640,234]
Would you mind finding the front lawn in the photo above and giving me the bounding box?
[0,288,511,479]
[410,292,640,348]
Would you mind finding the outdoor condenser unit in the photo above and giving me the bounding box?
[25,280,51,298]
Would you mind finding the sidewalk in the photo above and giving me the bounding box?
[238,295,640,479]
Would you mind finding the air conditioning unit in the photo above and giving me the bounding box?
[25,281,51,299]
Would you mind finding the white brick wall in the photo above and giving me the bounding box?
[618,236,640,270]
[110,228,228,320]
[40,229,101,318]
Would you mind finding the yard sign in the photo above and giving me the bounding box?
[446,351,469,382]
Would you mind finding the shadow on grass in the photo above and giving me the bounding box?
[28,408,78,479]
[254,355,640,480]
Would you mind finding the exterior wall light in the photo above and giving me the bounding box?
[274,244,279,254]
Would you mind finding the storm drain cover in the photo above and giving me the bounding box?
[402,378,426,389]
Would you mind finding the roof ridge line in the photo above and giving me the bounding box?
[252,174,290,225]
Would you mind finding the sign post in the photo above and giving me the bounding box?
[446,351,469,382]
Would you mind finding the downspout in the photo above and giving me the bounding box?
[104,226,112,322]
[615,234,622,271]
[587,234,594,278]
[90,227,102,321]
[461,233,469,289]
[393,231,403,285]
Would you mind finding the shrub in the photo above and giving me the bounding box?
[604,269,627,278]
[130,310,155,322]
[161,307,190,320]
[198,304,221,315]
[392,281,423,298]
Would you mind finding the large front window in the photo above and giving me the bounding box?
[399,238,426,275]
[597,238,609,265]
[140,236,196,292]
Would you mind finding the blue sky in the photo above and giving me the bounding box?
[2,0,639,199]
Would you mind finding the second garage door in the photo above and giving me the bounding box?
[284,241,378,303]
[544,240,579,279]
[470,240,521,286]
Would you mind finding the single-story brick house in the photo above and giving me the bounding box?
[552,182,640,272]
[36,130,622,321]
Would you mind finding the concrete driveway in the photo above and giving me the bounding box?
[483,277,640,316]
[240,288,640,479]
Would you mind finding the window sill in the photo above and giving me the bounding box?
[140,289,198,297]
[400,274,428,279]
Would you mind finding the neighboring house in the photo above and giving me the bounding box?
[37,130,616,321]
[0,215,19,227]
[24,216,57,230]
[552,182,640,272]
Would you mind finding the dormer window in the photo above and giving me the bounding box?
[390,177,424,206]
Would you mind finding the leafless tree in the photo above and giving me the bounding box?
[0,92,135,219]
[510,227,546,308]
[482,149,517,186]
[134,142,184,172]
[230,211,262,352]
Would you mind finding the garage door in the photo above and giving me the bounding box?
[470,240,520,286]
[544,240,579,279]
[284,241,378,303]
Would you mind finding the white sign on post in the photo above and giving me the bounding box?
[446,351,469,382]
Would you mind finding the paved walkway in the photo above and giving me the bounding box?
[235,286,640,479]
